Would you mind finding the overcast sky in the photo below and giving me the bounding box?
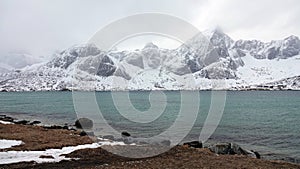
[1,0,300,58]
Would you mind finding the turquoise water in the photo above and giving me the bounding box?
[0,91,299,162]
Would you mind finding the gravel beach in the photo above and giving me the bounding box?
[0,118,300,169]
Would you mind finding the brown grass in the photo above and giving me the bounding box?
[0,123,93,151]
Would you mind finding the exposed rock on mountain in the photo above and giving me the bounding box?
[232,35,300,60]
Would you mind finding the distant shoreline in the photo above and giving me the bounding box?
[0,89,300,92]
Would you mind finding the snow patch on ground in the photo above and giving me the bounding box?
[0,139,23,149]
[0,140,127,165]
[0,120,13,124]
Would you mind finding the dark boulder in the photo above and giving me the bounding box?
[43,125,63,129]
[183,141,203,148]
[79,131,87,136]
[254,152,261,159]
[209,143,228,154]
[209,143,260,159]
[51,125,63,129]
[0,115,14,122]
[251,150,261,159]
[29,121,41,125]
[121,131,131,137]
[209,143,246,155]
[15,120,29,125]
[79,131,94,137]
[75,118,93,129]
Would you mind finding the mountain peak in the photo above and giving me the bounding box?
[143,42,158,49]
[202,26,225,38]
[284,35,299,41]
[212,26,224,34]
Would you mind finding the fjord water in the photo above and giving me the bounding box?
[0,91,299,162]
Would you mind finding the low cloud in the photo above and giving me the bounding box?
[0,0,299,58]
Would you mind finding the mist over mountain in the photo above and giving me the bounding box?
[0,52,46,73]
[0,29,299,91]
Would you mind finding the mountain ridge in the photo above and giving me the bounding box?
[0,29,299,91]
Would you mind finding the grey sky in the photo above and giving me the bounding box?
[1,0,300,58]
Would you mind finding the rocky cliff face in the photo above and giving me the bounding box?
[232,35,300,60]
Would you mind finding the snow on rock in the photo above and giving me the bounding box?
[0,139,23,149]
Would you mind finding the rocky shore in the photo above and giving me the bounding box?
[0,115,300,169]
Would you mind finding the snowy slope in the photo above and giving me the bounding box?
[0,29,299,91]
[221,54,300,90]
[237,54,300,85]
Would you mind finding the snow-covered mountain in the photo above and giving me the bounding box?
[0,29,300,91]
